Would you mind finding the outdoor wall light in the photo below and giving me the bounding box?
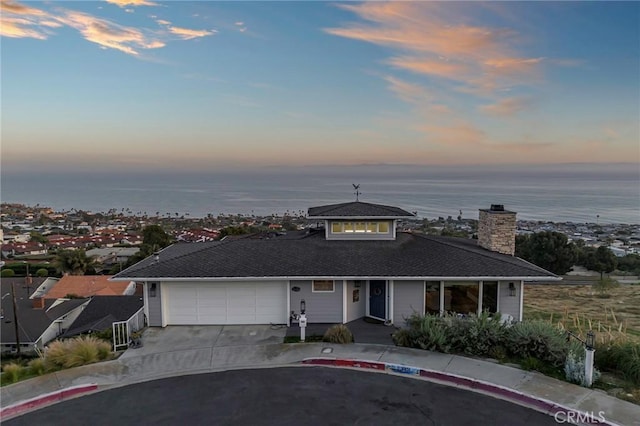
[149,283,157,297]
[586,330,595,350]
[300,299,306,315]
[508,282,516,297]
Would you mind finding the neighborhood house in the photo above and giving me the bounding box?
[112,201,558,327]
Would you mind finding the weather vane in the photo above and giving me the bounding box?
[352,184,361,201]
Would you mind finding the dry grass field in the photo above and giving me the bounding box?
[523,284,640,342]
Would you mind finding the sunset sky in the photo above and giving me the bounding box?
[2,1,639,172]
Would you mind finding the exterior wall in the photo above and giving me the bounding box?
[290,280,343,323]
[345,280,366,322]
[325,220,395,240]
[38,301,90,348]
[146,281,163,327]
[392,280,425,326]
[478,210,517,255]
[498,281,520,320]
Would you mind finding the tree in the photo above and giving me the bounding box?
[29,231,48,244]
[142,225,173,252]
[515,231,578,275]
[36,268,48,277]
[591,246,618,279]
[53,249,96,275]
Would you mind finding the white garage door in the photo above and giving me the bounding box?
[164,281,287,325]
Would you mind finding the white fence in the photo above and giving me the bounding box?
[112,307,145,352]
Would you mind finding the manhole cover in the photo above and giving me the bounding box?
[249,331,257,336]
[321,347,333,354]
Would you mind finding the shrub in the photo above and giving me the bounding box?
[2,362,23,384]
[96,339,112,361]
[28,358,46,376]
[65,336,100,367]
[36,268,48,277]
[1,269,15,277]
[564,341,601,387]
[592,277,619,297]
[45,339,72,369]
[595,341,640,386]
[449,311,506,356]
[323,324,353,344]
[505,320,569,367]
[393,313,452,353]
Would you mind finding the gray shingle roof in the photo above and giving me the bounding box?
[308,201,415,218]
[0,278,89,345]
[62,295,143,337]
[113,231,556,280]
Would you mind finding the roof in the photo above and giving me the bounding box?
[44,275,132,299]
[113,231,557,281]
[1,278,89,345]
[62,295,143,337]
[307,201,415,219]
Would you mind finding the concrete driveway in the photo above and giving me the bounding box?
[120,325,288,359]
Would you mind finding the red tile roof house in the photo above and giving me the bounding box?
[112,201,558,327]
[35,275,136,300]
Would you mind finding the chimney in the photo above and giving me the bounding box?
[32,297,45,310]
[478,204,517,256]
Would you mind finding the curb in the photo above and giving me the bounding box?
[301,358,620,426]
[0,384,98,421]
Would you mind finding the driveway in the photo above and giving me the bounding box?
[119,325,288,359]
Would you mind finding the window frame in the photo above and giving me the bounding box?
[312,280,335,293]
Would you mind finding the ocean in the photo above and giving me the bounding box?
[1,164,638,224]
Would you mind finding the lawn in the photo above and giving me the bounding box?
[524,284,640,341]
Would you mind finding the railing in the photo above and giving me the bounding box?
[112,307,145,352]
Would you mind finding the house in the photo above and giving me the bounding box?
[112,201,559,327]
[61,295,144,338]
[1,278,89,354]
[36,275,136,300]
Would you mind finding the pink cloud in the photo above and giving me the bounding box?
[480,97,532,116]
[168,26,216,40]
[104,0,158,8]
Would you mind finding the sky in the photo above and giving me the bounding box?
[1,0,639,173]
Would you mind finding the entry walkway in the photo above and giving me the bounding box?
[285,318,396,345]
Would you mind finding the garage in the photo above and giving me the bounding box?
[163,281,287,325]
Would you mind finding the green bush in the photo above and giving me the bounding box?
[2,362,23,384]
[393,313,452,353]
[449,311,506,356]
[1,269,15,277]
[36,268,48,277]
[64,336,100,367]
[323,324,354,344]
[595,341,640,386]
[28,357,46,376]
[505,320,569,367]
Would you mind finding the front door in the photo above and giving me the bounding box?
[369,280,386,320]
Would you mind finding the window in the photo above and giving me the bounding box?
[425,281,441,315]
[329,221,392,234]
[313,280,335,292]
[444,282,479,315]
[482,281,498,313]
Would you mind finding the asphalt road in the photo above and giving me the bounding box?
[6,367,558,426]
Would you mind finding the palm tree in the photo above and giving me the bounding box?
[53,249,97,276]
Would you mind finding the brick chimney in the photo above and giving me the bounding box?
[478,204,517,256]
[32,297,45,309]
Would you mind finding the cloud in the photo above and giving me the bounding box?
[480,97,532,117]
[58,10,165,55]
[420,122,486,147]
[325,2,556,95]
[168,26,216,40]
[156,19,171,26]
[104,0,158,8]
[0,1,52,39]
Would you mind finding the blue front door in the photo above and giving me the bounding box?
[369,280,386,319]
